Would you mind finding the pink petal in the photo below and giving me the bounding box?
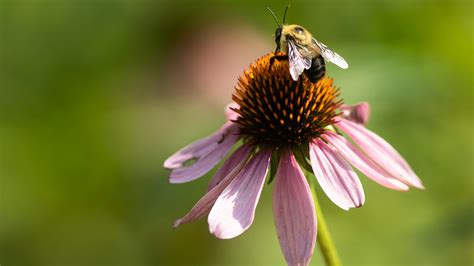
[309,139,365,210]
[340,102,370,125]
[225,102,240,121]
[273,149,317,266]
[208,149,271,239]
[323,131,410,191]
[167,123,239,184]
[208,144,253,191]
[336,118,424,189]
[173,144,253,228]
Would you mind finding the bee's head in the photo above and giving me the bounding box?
[274,26,282,44]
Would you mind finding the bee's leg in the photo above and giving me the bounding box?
[269,55,288,69]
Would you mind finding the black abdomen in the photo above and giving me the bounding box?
[305,55,326,83]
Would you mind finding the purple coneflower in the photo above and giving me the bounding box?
[165,53,423,265]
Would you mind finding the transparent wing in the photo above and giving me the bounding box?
[313,38,348,69]
[287,39,312,81]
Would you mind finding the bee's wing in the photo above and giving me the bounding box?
[287,39,312,81]
[313,38,348,69]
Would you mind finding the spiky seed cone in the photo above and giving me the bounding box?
[232,53,342,148]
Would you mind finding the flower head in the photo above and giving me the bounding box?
[232,53,340,147]
[165,52,423,265]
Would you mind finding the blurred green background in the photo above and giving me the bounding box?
[1,0,473,265]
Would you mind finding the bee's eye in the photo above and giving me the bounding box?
[294,27,305,34]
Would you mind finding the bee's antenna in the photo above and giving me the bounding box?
[267,7,280,26]
[282,4,290,24]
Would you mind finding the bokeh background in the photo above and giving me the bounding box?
[1,0,473,265]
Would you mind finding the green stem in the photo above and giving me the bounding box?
[309,179,342,266]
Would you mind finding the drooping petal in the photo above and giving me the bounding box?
[336,118,424,189]
[208,149,271,239]
[309,139,365,210]
[273,149,316,266]
[324,131,410,191]
[340,102,370,125]
[173,144,253,228]
[208,144,252,191]
[167,123,239,184]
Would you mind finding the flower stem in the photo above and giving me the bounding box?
[309,178,342,266]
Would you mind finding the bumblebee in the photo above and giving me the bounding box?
[268,6,348,82]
